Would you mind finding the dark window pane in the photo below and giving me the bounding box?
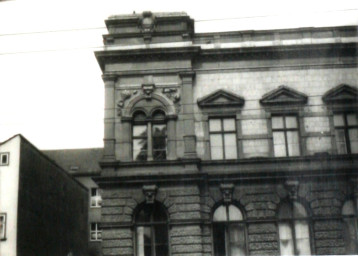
[213,223,226,256]
[349,128,358,153]
[154,224,168,244]
[152,124,166,136]
[155,245,168,256]
[335,129,347,154]
[152,110,166,120]
[133,111,147,122]
[136,205,153,222]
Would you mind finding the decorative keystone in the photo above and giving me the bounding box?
[220,183,235,204]
[142,75,155,99]
[285,180,299,200]
[143,185,158,204]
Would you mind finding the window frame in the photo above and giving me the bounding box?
[90,188,102,208]
[134,202,170,256]
[208,117,239,160]
[132,110,167,161]
[277,200,313,256]
[0,213,6,241]
[271,114,301,157]
[90,222,102,241]
[333,112,358,155]
[0,153,9,166]
[211,203,249,256]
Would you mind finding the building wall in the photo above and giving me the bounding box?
[0,136,21,256]
[94,12,358,256]
[16,138,89,256]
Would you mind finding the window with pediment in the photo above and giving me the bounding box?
[260,85,307,157]
[323,84,358,155]
[197,89,244,160]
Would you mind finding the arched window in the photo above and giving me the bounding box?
[342,200,358,254]
[278,201,311,255]
[212,204,247,256]
[132,110,167,161]
[135,202,169,256]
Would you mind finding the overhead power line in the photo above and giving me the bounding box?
[0,8,357,37]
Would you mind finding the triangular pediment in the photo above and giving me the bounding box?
[322,84,358,104]
[260,85,308,106]
[197,89,245,108]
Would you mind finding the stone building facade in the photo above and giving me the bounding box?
[94,12,358,255]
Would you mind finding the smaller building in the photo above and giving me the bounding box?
[44,147,103,256]
[0,134,89,256]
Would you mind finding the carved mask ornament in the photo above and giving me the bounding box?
[220,183,235,204]
[142,185,158,204]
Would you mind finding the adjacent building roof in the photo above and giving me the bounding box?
[43,148,103,176]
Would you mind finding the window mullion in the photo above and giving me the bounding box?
[344,114,352,154]
[147,122,153,161]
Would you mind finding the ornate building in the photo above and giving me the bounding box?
[94,12,358,256]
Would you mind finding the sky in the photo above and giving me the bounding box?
[0,0,357,149]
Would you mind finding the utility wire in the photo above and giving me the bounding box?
[0,8,357,37]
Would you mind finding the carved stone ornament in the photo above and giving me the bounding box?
[142,76,156,99]
[284,180,299,200]
[142,185,158,204]
[220,183,235,204]
[117,90,138,116]
[162,87,181,113]
[138,11,156,42]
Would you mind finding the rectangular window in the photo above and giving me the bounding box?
[0,153,9,166]
[133,124,148,161]
[152,123,167,160]
[90,223,102,241]
[272,115,300,157]
[209,118,238,160]
[334,113,358,154]
[0,213,6,240]
[90,188,102,208]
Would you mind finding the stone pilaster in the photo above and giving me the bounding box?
[102,74,117,160]
[180,71,197,159]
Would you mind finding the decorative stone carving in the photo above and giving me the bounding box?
[284,180,299,200]
[142,75,156,99]
[162,87,181,113]
[117,90,137,116]
[220,183,235,203]
[142,185,158,204]
[138,11,156,42]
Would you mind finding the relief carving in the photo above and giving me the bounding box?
[117,90,137,116]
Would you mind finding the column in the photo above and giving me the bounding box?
[180,71,197,158]
[102,74,117,160]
